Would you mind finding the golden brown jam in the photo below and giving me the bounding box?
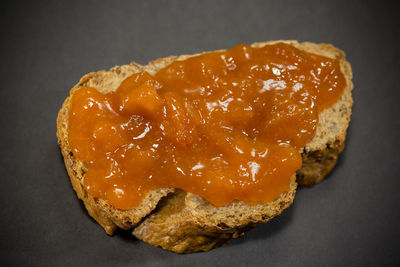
[68,43,345,210]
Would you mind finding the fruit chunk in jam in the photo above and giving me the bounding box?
[68,42,345,210]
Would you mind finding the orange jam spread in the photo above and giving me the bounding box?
[68,43,345,210]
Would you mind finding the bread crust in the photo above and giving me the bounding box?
[57,40,353,252]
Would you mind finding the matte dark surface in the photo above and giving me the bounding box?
[1,0,399,266]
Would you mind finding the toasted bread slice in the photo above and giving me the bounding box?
[57,40,353,252]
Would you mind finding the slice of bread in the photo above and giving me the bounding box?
[57,40,353,253]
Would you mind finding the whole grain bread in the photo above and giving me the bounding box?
[57,40,353,253]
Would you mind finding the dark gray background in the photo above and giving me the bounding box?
[1,0,399,266]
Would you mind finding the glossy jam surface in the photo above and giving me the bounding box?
[68,43,345,210]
